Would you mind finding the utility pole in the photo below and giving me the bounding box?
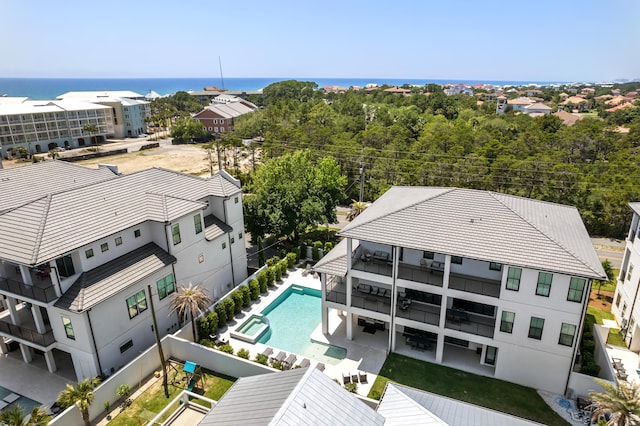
[359,162,365,203]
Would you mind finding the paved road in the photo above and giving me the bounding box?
[591,237,625,270]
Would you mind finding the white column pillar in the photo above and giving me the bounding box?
[49,261,62,298]
[19,265,32,285]
[0,338,8,354]
[19,343,32,363]
[321,274,328,334]
[435,334,445,363]
[346,312,353,340]
[5,297,19,325]
[436,254,452,364]
[31,306,46,334]
[44,350,57,373]
[345,238,353,341]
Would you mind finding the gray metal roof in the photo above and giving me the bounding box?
[55,242,175,312]
[377,383,542,426]
[312,238,353,276]
[204,214,232,241]
[0,167,240,265]
[629,202,640,216]
[199,367,384,426]
[0,161,117,213]
[338,187,605,279]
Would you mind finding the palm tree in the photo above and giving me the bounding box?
[57,376,101,426]
[0,405,51,426]
[170,283,211,342]
[589,378,640,426]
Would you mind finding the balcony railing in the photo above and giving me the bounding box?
[444,310,495,338]
[0,320,55,347]
[448,274,501,298]
[397,263,444,287]
[396,301,440,326]
[0,277,58,303]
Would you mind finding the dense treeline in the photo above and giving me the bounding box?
[234,80,640,238]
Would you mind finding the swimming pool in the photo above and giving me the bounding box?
[254,285,347,365]
[231,314,270,343]
[0,385,41,415]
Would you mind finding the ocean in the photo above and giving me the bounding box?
[0,77,569,100]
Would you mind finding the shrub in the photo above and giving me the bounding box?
[257,271,267,291]
[344,382,358,393]
[255,354,268,365]
[324,241,333,252]
[116,384,130,398]
[249,279,260,300]
[286,252,297,268]
[199,339,214,348]
[266,268,275,287]
[232,291,244,314]
[237,348,250,359]
[241,285,251,307]
[273,265,282,282]
[299,242,307,260]
[369,390,381,400]
[218,344,234,354]
[312,241,323,261]
[215,303,227,326]
[197,311,218,337]
[278,260,288,277]
[272,361,284,370]
[223,298,235,321]
[266,256,280,267]
[581,338,595,353]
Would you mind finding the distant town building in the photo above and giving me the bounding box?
[193,101,257,136]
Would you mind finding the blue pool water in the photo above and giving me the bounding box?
[256,285,347,364]
[0,385,41,415]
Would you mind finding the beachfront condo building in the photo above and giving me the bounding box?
[0,97,113,157]
[313,187,605,394]
[57,91,151,139]
[612,203,640,352]
[0,161,247,381]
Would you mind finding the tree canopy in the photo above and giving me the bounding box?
[243,150,347,241]
[170,117,207,143]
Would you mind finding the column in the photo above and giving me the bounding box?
[31,306,46,334]
[44,350,57,373]
[49,261,62,298]
[435,254,452,364]
[435,334,445,363]
[19,265,32,285]
[345,238,353,341]
[19,343,32,363]
[389,246,398,353]
[0,338,8,355]
[5,297,19,325]
[321,274,328,334]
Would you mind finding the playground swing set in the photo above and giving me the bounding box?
[168,360,204,392]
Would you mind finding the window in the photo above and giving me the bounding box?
[627,264,634,281]
[56,254,75,278]
[558,323,576,346]
[171,224,181,245]
[101,242,109,252]
[85,249,94,259]
[120,340,133,354]
[622,303,627,317]
[231,237,235,244]
[423,251,434,259]
[238,232,243,239]
[528,317,545,340]
[126,290,148,319]
[234,197,239,204]
[489,262,502,271]
[500,311,515,333]
[616,293,622,307]
[222,242,226,249]
[115,236,123,246]
[567,277,586,303]
[485,346,497,366]
[536,272,553,297]
[451,256,463,264]
[194,214,202,234]
[156,274,175,300]
[506,267,522,291]
[134,229,141,238]
[62,316,75,340]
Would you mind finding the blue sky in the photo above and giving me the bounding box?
[1,0,639,81]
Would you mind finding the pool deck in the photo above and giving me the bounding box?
[225,268,388,397]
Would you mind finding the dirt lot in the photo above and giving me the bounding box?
[589,289,613,310]
[1,142,245,176]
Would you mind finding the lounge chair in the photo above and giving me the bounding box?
[283,354,297,369]
[342,372,351,384]
[271,351,286,363]
[302,264,311,277]
[298,358,311,368]
[358,371,367,383]
[316,363,325,372]
[351,372,359,383]
[261,347,273,357]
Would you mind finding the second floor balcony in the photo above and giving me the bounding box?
[0,267,57,303]
[0,306,55,348]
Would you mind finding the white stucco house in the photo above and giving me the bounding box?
[612,202,640,352]
[0,161,247,381]
[313,186,605,394]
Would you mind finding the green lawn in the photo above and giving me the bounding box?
[368,353,569,426]
[586,306,626,347]
[108,369,235,426]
